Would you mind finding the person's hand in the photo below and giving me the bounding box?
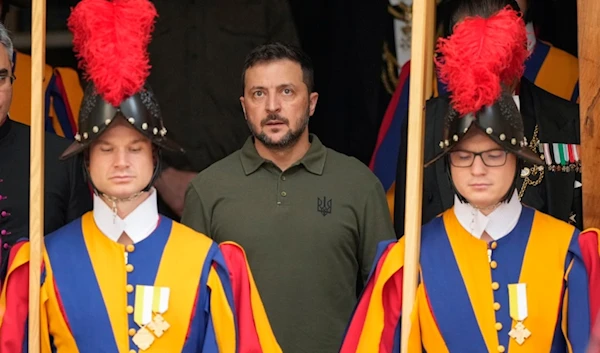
[154,167,197,217]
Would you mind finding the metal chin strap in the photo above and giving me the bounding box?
[99,190,145,223]
[82,150,162,222]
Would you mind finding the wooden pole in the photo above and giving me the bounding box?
[424,2,435,100]
[578,0,600,229]
[400,0,435,351]
[29,0,47,351]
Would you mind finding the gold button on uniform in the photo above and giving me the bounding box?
[126,264,134,272]
[492,282,500,290]
[497,345,505,352]
[126,305,134,314]
[490,261,498,269]
[495,322,503,331]
[126,244,135,252]
[281,191,287,197]
[126,284,134,293]
[493,302,501,310]
[491,241,498,250]
[129,328,137,336]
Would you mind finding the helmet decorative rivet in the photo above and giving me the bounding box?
[142,123,148,130]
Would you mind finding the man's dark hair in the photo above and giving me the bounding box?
[241,42,315,94]
[437,0,522,38]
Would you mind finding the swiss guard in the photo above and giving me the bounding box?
[0,0,281,352]
[339,6,600,353]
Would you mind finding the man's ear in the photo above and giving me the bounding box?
[308,92,319,116]
[240,96,247,119]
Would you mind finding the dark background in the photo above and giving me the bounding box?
[4,0,580,166]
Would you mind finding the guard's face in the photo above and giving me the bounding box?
[240,59,318,150]
[450,129,517,209]
[88,119,154,199]
[0,45,13,125]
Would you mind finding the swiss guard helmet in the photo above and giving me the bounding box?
[60,0,184,199]
[424,6,543,202]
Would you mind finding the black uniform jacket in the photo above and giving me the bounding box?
[0,118,92,279]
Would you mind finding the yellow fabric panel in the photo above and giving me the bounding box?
[0,242,29,327]
[80,212,129,352]
[534,45,579,102]
[407,289,423,353]
[42,250,80,353]
[417,280,450,353]
[356,239,405,352]
[561,288,574,353]
[151,221,211,352]
[41,280,53,353]
[207,268,236,353]
[0,244,28,337]
[10,52,53,127]
[207,268,237,353]
[443,210,499,352]
[219,241,282,352]
[509,211,574,352]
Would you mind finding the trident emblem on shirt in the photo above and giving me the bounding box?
[317,196,332,216]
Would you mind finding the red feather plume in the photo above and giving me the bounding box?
[67,0,157,107]
[435,6,529,116]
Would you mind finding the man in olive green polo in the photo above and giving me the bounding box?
[181,42,395,353]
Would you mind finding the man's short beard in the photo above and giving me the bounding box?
[247,109,310,150]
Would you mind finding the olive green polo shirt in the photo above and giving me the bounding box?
[181,134,395,353]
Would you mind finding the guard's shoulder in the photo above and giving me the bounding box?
[522,78,578,109]
[169,218,216,245]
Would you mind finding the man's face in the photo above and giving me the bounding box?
[449,129,517,209]
[240,59,318,150]
[0,45,13,125]
[88,119,154,199]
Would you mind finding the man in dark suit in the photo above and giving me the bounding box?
[394,0,582,236]
[0,21,92,281]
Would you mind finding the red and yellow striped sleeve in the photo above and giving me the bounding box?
[340,239,406,353]
[0,241,30,353]
[218,241,282,353]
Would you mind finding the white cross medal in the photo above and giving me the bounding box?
[508,283,531,345]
